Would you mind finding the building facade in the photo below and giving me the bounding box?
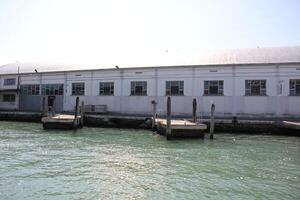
[0,47,300,118]
[0,64,299,118]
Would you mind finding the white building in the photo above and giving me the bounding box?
[0,46,300,118]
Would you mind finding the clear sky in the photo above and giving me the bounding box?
[0,0,299,66]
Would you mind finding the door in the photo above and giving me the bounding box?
[48,96,56,111]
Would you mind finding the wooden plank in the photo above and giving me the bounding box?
[282,121,300,130]
[41,114,82,129]
[42,114,81,120]
[156,118,205,127]
[155,118,207,139]
[155,118,207,130]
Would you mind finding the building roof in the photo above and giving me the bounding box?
[1,46,300,75]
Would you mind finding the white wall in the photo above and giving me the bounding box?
[4,64,300,118]
[0,92,19,110]
[0,75,19,110]
[0,75,18,89]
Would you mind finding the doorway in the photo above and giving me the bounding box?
[47,96,56,111]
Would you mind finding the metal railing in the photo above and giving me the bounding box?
[83,105,107,114]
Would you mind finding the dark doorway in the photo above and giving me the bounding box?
[48,96,56,111]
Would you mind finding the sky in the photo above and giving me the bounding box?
[0,0,300,67]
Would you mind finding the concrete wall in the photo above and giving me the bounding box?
[0,75,19,110]
[1,64,299,118]
[0,92,19,110]
[19,95,41,111]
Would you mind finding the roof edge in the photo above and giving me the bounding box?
[0,61,299,76]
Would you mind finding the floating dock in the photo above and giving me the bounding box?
[41,114,82,129]
[41,97,84,130]
[155,118,207,139]
[281,121,300,130]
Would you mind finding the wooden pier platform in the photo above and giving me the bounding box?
[155,118,207,139]
[281,121,300,130]
[41,114,82,129]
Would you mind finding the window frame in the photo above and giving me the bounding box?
[130,81,147,96]
[20,84,40,95]
[3,78,16,86]
[204,80,224,96]
[2,94,16,102]
[99,82,114,96]
[166,81,184,96]
[289,79,300,96]
[245,80,266,96]
[72,82,85,96]
[41,84,64,96]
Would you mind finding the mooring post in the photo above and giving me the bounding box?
[75,97,79,119]
[166,96,171,139]
[210,103,215,139]
[74,97,80,127]
[192,98,197,123]
[42,96,46,116]
[80,101,84,127]
[151,100,157,131]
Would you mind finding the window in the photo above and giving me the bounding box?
[131,81,147,96]
[20,84,40,95]
[245,80,266,96]
[41,84,64,95]
[289,79,300,96]
[2,94,16,102]
[204,80,224,95]
[4,78,16,86]
[166,81,184,96]
[72,82,85,96]
[100,82,114,96]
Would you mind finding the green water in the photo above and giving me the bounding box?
[0,121,299,200]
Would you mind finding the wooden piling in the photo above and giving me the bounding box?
[80,101,84,127]
[151,100,157,131]
[192,98,197,122]
[51,98,56,117]
[210,103,215,139]
[42,96,46,116]
[166,96,171,140]
[75,97,79,119]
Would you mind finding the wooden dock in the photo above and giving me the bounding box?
[281,121,300,130]
[41,114,82,129]
[41,97,84,130]
[155,118,207,139]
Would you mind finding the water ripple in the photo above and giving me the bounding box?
[0,121,299,200]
